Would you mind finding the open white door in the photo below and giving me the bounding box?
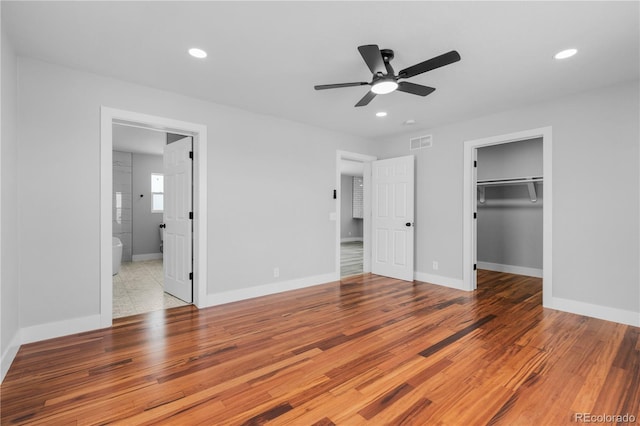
[163,137,193,303]
[371,155,415,281]
[472,148,478,290]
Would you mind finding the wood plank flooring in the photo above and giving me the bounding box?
[2,270,639,425]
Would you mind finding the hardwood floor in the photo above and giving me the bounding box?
[2,271,638,425]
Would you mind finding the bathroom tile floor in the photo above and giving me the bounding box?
[112,259,188,318]
[341,241,363,277]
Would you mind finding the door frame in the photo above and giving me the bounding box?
[100,107,208,327]
[462,126,552,307]
[336,151,377,279]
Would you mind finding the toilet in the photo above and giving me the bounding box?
[112,237,123,275]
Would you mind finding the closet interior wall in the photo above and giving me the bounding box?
[477,138,543,277]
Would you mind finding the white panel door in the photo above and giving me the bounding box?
[371,156,415,281]
[163,137,193,303]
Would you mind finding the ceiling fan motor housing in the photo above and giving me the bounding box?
[380,49,395,76]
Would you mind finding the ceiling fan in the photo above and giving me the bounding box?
[314,44,461,107]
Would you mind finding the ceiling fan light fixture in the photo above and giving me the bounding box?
[371,80,398,95]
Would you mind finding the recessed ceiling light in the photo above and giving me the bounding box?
[188,48,207,59]
[554,48,577,60]
[376,111,387,117]
[403,119,416,125]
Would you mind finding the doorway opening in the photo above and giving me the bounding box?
[100,107,208,328]
[111,124,192,318]
[336,151,377,279]
[463,127,552,307]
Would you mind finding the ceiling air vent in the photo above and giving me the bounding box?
[409,135,432,150]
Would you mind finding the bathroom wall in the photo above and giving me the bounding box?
[112,151,132,261]
[132,152,164,259]
[340,175,363,241]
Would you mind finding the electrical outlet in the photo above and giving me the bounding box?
[433,261,439,271]
[273,267,280,278]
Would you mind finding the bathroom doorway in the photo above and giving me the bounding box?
[100,107,208,328]
[111,125,191,318]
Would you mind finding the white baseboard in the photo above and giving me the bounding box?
[477,262,543,278]
[340,237,363,243]
[414,272,467,291]
[547,297,640,327]
[132,253,163,261]
[20,314,103,345]
[203,273,337,307]
[1,331,21,383]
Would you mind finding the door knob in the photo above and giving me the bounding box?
[159,224,166,229]
[405,222,413,227]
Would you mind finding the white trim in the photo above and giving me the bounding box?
[336,151,377,279]
[20,315,102,345]
[477,262,543,278]
[203,273,336,307]
[340,237,363,243]
[1,331,21,383]
[463,127,552,308]
[414,272,466,291]
[547,297,640,327]
[132,253,163,262]
[101,107,208,328]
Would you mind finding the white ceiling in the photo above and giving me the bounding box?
[3,1,638,140]
[113,124,165,156]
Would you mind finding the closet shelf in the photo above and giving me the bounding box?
[477,176,543,203]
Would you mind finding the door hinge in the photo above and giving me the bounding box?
[189,272,193,280]
[473,264,477,271]
[474,212,477,219]
[189,151,193,159]
[189,212,193,220]
[333,189,337,199]
[474,160,477,168]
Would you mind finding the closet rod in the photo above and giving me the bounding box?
[476,176,543,187]
[477,176,543,204]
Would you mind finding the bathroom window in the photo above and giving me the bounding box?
[151,173,164,213]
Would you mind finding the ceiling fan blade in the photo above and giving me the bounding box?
[314,82,369,90]
[399,50,461,79]
[355,90,376,107]
[397,81,436,97]
[358,45,386,75]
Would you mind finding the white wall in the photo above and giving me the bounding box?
[16,57,375,331]
[131,152,163,257]
[374,80,639,318]
[1,30,21,379]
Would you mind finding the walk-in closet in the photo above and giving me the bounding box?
[476,138,543,279]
